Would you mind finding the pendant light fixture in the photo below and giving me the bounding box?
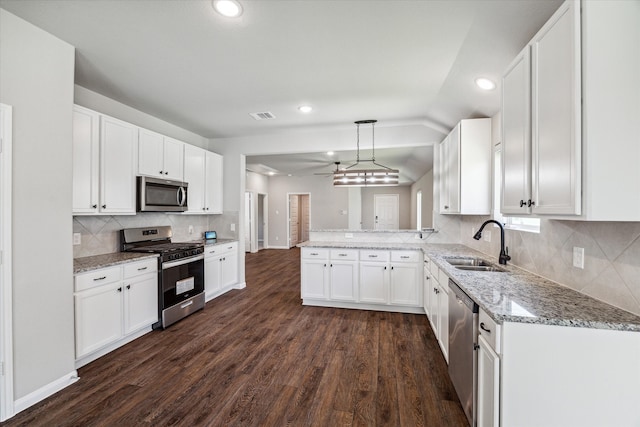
[333,120,400,187]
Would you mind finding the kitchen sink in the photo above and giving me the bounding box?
[443,257,505,272]
[454,265,505,272]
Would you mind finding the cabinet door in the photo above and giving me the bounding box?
[205,151,223,214]
[183,144,206,213]
[75,282,123,358]
[205,255,222,297]
[531,0,581,215]
[359,262,388,304]
[477,334,500,427]
[501,47,532,215]
[100,116,137,214]
[138,128,164,178]
[390,263,421,306]
[221,250,238,287]
[428,276,439,332]
[423,267,431,315]
[438,136,449,213]
[123,273,158,334]
[446,124,461,213]
[72,106,100,213]
[329,261,357,301]
[163,137,184,181]
[437,284,449,363]
[301,259,328,299]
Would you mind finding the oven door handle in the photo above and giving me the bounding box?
[162,254,204,269]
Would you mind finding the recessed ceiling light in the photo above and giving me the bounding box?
[298,105,313,113]
[327,151,334,156]
[212,0,243,18]
[475,77,496,91]
[268,171,275,176]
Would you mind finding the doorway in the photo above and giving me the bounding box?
[245,191,268,253]
[288,193,310,248]
[374,194,399,230]
[0,103,14,421]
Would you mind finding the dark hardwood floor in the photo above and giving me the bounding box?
[5,248,467,426]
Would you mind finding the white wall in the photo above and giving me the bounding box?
[246,170,268,194]
[411,169,434,229]
[0,9,76,399]
[267,175,349,247]
[361,186,412,229]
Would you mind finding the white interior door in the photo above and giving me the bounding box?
[374,194,399,230]
[258,194,266,250]
[288,194,299,248]
[0,103,14,421]
[244,192,255,253]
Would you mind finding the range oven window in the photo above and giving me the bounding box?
[162,258,204,308]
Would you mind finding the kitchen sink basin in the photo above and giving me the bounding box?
[444,257,505,272]
[454,265,505,272]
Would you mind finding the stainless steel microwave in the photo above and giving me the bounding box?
[137,176,188,212]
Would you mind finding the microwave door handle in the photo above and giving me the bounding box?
[178,187,186,206]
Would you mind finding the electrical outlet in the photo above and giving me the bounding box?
[230,223,236,232]
[275,236,279,241]
[573,247,585,269]
[484,231,491,243]
[188,225,194,234]
[73,233,81,245]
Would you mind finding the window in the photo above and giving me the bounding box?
[416,190,422,230]
[494,146,540,233]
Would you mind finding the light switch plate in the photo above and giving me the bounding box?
[573,247,585,269]
[73,233,81,245]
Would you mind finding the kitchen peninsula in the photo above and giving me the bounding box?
[299,229,640,427]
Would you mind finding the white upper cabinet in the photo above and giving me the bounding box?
[138,128,184,181]
[502,0,639,220]
[72,105,100,214]
[183,144,224,214]
[100,115,138,214]
[439,118,492,215]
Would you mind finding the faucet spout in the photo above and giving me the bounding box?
[473,220,511,265]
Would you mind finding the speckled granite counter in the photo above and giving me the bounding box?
[74,252,159,274]
[201,238,237,247]
[300,241,640,332]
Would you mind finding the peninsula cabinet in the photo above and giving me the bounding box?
[74,258,158,368]
[427,256,449,363]
[439,118,492,215]
[501,0,640,220]
[184,144,223,214]
[204,241,239,302]
[300,247,423,314]
[72,105,137,215]
[138,128,184,181]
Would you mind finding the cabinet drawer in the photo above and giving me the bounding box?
[391,251,420,263]
[330,249,358,261]
[429,258,440,276]
[360,250,389,262]
[302,248,329,260]
[479,309,501,354]
[123,258,157,279]
[75,266,121,292]
[438,269,449,287]
[206,242,238,258]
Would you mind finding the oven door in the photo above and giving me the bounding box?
[162,255,204,308]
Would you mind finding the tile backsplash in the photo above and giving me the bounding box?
[73,211,239,258]
[431,212,640,317]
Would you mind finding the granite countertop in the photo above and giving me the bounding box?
[74,252,158,274]
[201,238,237,247]
[300,241,640,332]
[310,229,435,233]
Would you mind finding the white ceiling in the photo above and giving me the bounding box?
[1,0,562,181]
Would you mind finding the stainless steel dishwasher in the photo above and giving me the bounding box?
[448,279,479,427]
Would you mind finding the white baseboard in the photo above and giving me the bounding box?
[268,245,290,250]
[13,370,79,416]
[233,281,246,290]
[302,299,426,315]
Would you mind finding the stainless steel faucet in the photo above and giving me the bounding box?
[473,220,511,265]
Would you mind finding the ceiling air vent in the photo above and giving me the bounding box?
[249,111,276,121]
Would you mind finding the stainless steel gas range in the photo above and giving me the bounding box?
[120,226,205,329]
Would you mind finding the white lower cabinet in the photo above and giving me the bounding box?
[74,258,158,367]
[204,242,239,301]
[301,248,422,313]
[427,256,449,363]
[477,334,500,427]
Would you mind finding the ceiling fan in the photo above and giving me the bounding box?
[314,161,343,176]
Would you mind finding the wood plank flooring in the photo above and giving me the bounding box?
[4,248,468,426]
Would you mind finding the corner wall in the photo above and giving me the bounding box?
[0,9,76,400]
